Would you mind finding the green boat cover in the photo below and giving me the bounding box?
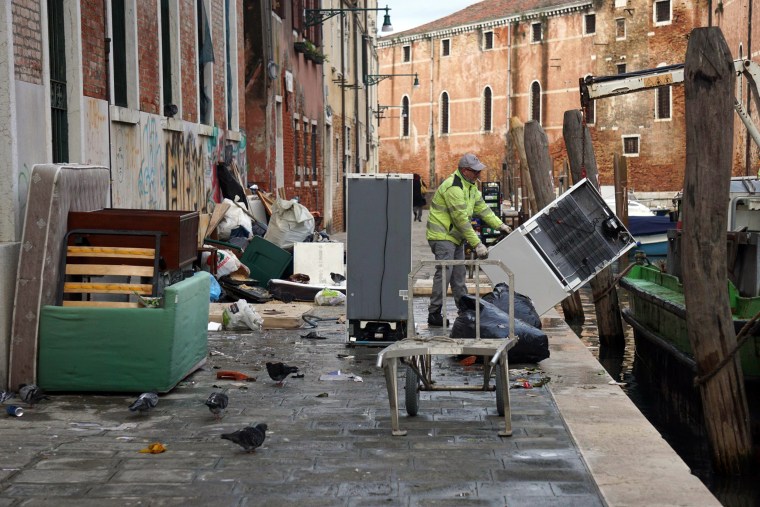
[37,272,211,393]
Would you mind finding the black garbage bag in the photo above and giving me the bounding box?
[217,162,249,211]
[482,282,542,329]
[451,295,550,363]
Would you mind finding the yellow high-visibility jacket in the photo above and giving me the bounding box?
[426,169,502,247]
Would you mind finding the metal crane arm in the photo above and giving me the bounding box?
[579,59,760,150]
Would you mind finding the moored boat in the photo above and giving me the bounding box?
[620,263,760,381]
[618,176,760,447]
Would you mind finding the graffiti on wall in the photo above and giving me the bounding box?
[81,99,246,213]
[137,116,166,209]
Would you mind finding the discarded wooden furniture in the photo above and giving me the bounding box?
[37,272,211,393]
[58,229,162,307]
[67,209,199,270]
[377,259,517,436]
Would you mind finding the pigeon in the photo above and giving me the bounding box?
[128,392,159,413]
[266,362,299,387]
[205,391,229,420]
[221,423,267,453]
[18,384,49,406]
[330,272,346,284]
[0,391,15,403]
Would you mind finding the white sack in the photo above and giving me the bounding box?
[263,198,315,249]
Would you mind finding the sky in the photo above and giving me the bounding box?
[377,0,477,36]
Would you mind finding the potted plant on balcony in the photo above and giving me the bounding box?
[294,41,308,54]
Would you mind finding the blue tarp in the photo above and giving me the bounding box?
[628,215,676,236]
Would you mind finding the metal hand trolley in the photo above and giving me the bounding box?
[377,259,517,436]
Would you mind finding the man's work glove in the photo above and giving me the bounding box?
[499,223,512,235]
[475,242,489,259]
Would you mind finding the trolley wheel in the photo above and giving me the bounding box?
[405,365,420,417]
[495,368,505,417]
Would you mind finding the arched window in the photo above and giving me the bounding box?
[440,91,450,135]
[530,81,541,123]
[401,96,410,137]
[483,86,492,132]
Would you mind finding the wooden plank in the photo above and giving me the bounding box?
[65,264,155,277]
[413,279,492,296]
[563,109,624,346]
[67,246,156,259]
[208,301,312,329]
[64,282,153,294]
[206,200,231,239]
[62,301,141,308]
[682,27,752,474]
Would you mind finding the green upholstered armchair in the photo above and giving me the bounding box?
[37,272,211,393]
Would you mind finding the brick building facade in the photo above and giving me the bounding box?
[245,0,381,233]
[376,0,760,199]
[0,0,247,389]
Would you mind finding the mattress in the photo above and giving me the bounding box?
[9,164,110,388]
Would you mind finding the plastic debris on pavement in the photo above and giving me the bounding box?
[139,442,167,454]
[319,370,363,382]
[216,370,256,382]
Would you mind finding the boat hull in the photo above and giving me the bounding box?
[620,265,760,379]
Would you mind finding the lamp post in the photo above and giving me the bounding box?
[305,5,393,31]
[305,3,394,225]
[364,73,420,88]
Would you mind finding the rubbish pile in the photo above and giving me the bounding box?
[197,163,346,330]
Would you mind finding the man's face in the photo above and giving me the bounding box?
[460,167,480,183]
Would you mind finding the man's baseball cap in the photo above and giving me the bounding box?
[458,153,486,172]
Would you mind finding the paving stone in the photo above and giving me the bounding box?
[11,469,114,483]
[240,495,347,507]
[503,494,604,507]
[31,457,121,470]
[109,469,195,483]
[492,467,590,483]
[16,498,147,507]
[336,480,398,496]
[0,483,90,497]
[86,482,238,498]
[396,481,478,499]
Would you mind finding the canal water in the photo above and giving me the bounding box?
[570,263,760,507]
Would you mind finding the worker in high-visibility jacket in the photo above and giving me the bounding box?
[425,153,512,327]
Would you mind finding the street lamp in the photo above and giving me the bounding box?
[305,5,393,32]
[364,73,420,88]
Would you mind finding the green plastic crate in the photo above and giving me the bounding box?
[240,236,292,286]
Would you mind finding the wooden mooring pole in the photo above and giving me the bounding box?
[524,120,584,324]
[682,27,752,474]
[509,117,537,217]
[563,110,625,347]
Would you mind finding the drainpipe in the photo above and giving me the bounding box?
[354,13,360,173]
[341,11,346,176]
[506,23,512,125]
[340,9,347,226]
[428,35,435,184]
[103,0,113,206]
